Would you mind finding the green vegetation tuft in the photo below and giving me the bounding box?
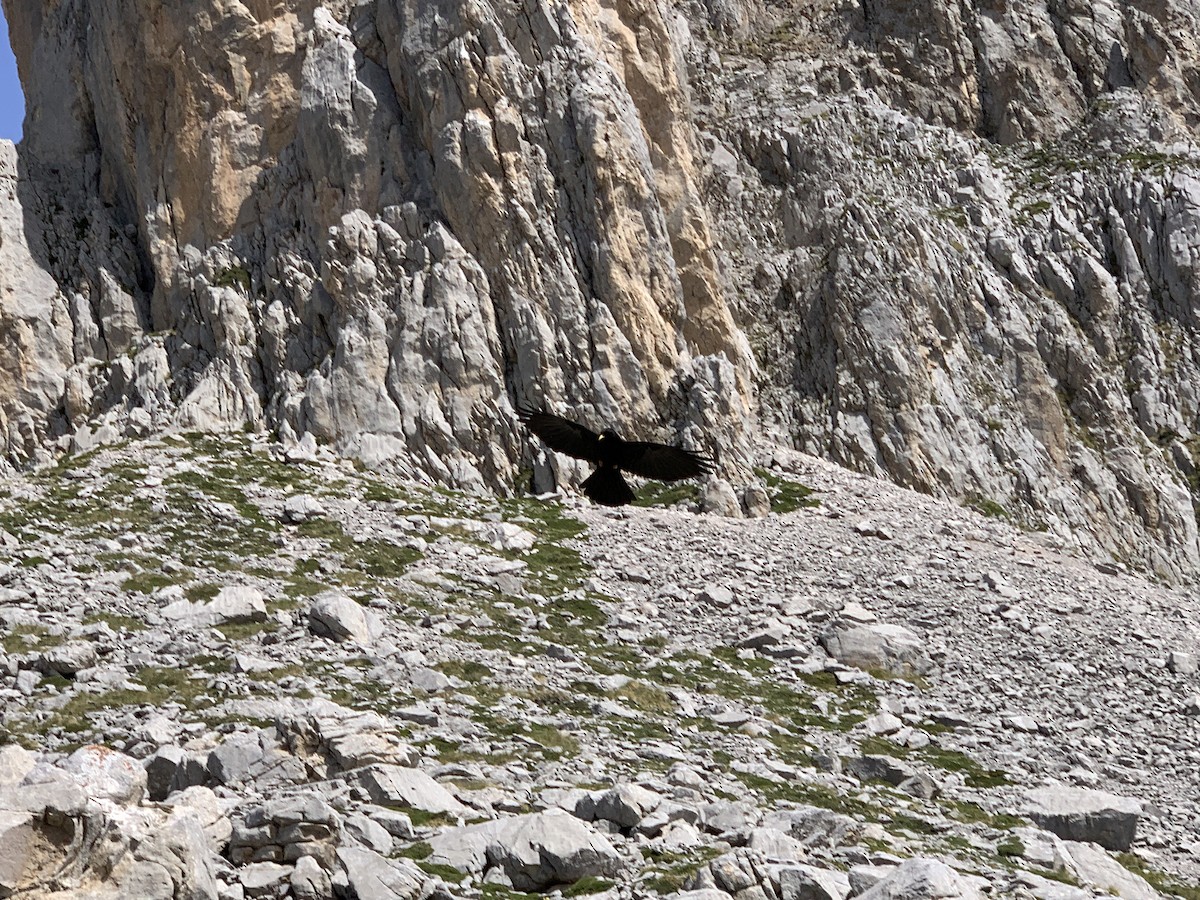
[362,481,405,503]
[633,481,701,508]
[964,493,1009,520]
[1114,853,1200,900]
[405,809,456,828]
[564,877,615,896]
[640,846,724,894]
[36,664,213,739]
[996,837,1025,858]
[83,613,147,633]
[185,583,222,603]
[755,468,820,513]
[416,862,467,883]
[122,571,178,594]
[437,660,494,682]
[948,800,1024,830]
[857,736,1012,789]
[480,886,540,900]
[213,264,252,293]
[2,624,56,654]
[397,842,433,860]
[614,680,675,714]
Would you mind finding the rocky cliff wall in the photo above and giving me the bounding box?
[0,0,754,494]
[681,0,1200,577]
[3,0,1200,575]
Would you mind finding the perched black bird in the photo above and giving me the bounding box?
[517,406,714,506]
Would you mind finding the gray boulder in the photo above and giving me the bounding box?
[426,809,621,890]
[230,793,342,869]
[292,853,334,900]
[819,622,933,676]
[62,745,147,805]
[144,746,207,801]
[336,848,426,900]
[0,745,36,786]
[206,585,269,625]
[206,730,308,789]
[588,784,663,829]
[844,755,917,788]
[327,731,420,771]
[239,861,294,897]
[37,641,98,677]
[1026,786,1142,852]
[761,806,863,849]
[747,827,807,862]
[855,858,985,899]
[282,494,326,524]
[694,849,775,895]
[0,767,217,900]
[309,591,379,644]
[777,864,852,900]
[701,479,743,517]
[355,765,471,817]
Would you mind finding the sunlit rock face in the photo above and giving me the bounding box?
[3,0,1200,574]
[0,0,753,492]
[685,0,1200,577]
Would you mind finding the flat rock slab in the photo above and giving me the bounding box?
[1063,841,1160,900]
[355,765,471,817]
[1026,786,1142,851]
[337,847,426,900]
[426,808,621,890]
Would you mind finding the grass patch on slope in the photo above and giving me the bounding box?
[755,468,819,513]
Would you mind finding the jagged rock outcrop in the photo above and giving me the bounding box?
[1,0,1200,569]
[683,0,1200,576]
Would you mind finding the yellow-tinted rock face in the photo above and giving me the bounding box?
[0,0,753,490]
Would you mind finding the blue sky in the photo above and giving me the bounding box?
[0,8,23,142]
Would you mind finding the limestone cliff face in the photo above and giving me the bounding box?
[3,0,1200,574]
[0,0,753,493]
[0,143,72,453]
[686,0,1200,576]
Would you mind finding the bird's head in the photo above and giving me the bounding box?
[598,429,619,443]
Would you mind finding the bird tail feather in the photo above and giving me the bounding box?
[581,467,635,506]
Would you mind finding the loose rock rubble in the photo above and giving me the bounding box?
[0,433,1196,899]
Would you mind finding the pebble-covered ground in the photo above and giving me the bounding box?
[0,433,1196,899]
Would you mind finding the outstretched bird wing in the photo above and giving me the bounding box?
[614,441,714,482]
[516,407,603,462]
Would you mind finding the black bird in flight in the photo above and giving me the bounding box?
[517,407,714,506]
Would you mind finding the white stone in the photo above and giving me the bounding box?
[309,591,379,644]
